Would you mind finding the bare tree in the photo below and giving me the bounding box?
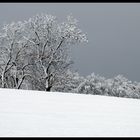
[21,14,88,91]
[0,14,88,91]
[0,21,33,89]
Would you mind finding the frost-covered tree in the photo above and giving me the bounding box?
[107,75,140,98]
[23,14,88,91]
[75,73,106,95]
[0,13,88,91]
[52,69,85,93]
[0,21,32,89]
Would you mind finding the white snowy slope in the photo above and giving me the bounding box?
[0,88,140,137]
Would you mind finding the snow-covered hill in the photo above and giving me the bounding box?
[0,88,140,137]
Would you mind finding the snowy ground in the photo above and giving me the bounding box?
[0,88,140,137]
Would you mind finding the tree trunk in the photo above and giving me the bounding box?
[1,71,5,88]
[45,86,52,92]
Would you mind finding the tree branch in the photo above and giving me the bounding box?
[17,74,32,89]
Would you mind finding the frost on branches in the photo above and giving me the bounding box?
[74,73,140,99]
[0,13,140,99]
[0,13,88,91]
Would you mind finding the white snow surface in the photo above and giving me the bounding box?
[0,88,140,137]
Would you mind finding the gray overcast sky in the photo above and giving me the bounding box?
[0,3,140,82]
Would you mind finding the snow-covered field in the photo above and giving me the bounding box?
[0,88,140,137]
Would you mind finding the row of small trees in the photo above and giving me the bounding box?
[53,71,140,99]
[71,73,140,99]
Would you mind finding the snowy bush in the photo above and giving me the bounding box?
[51,69,85,93]
[75,73,140,99]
